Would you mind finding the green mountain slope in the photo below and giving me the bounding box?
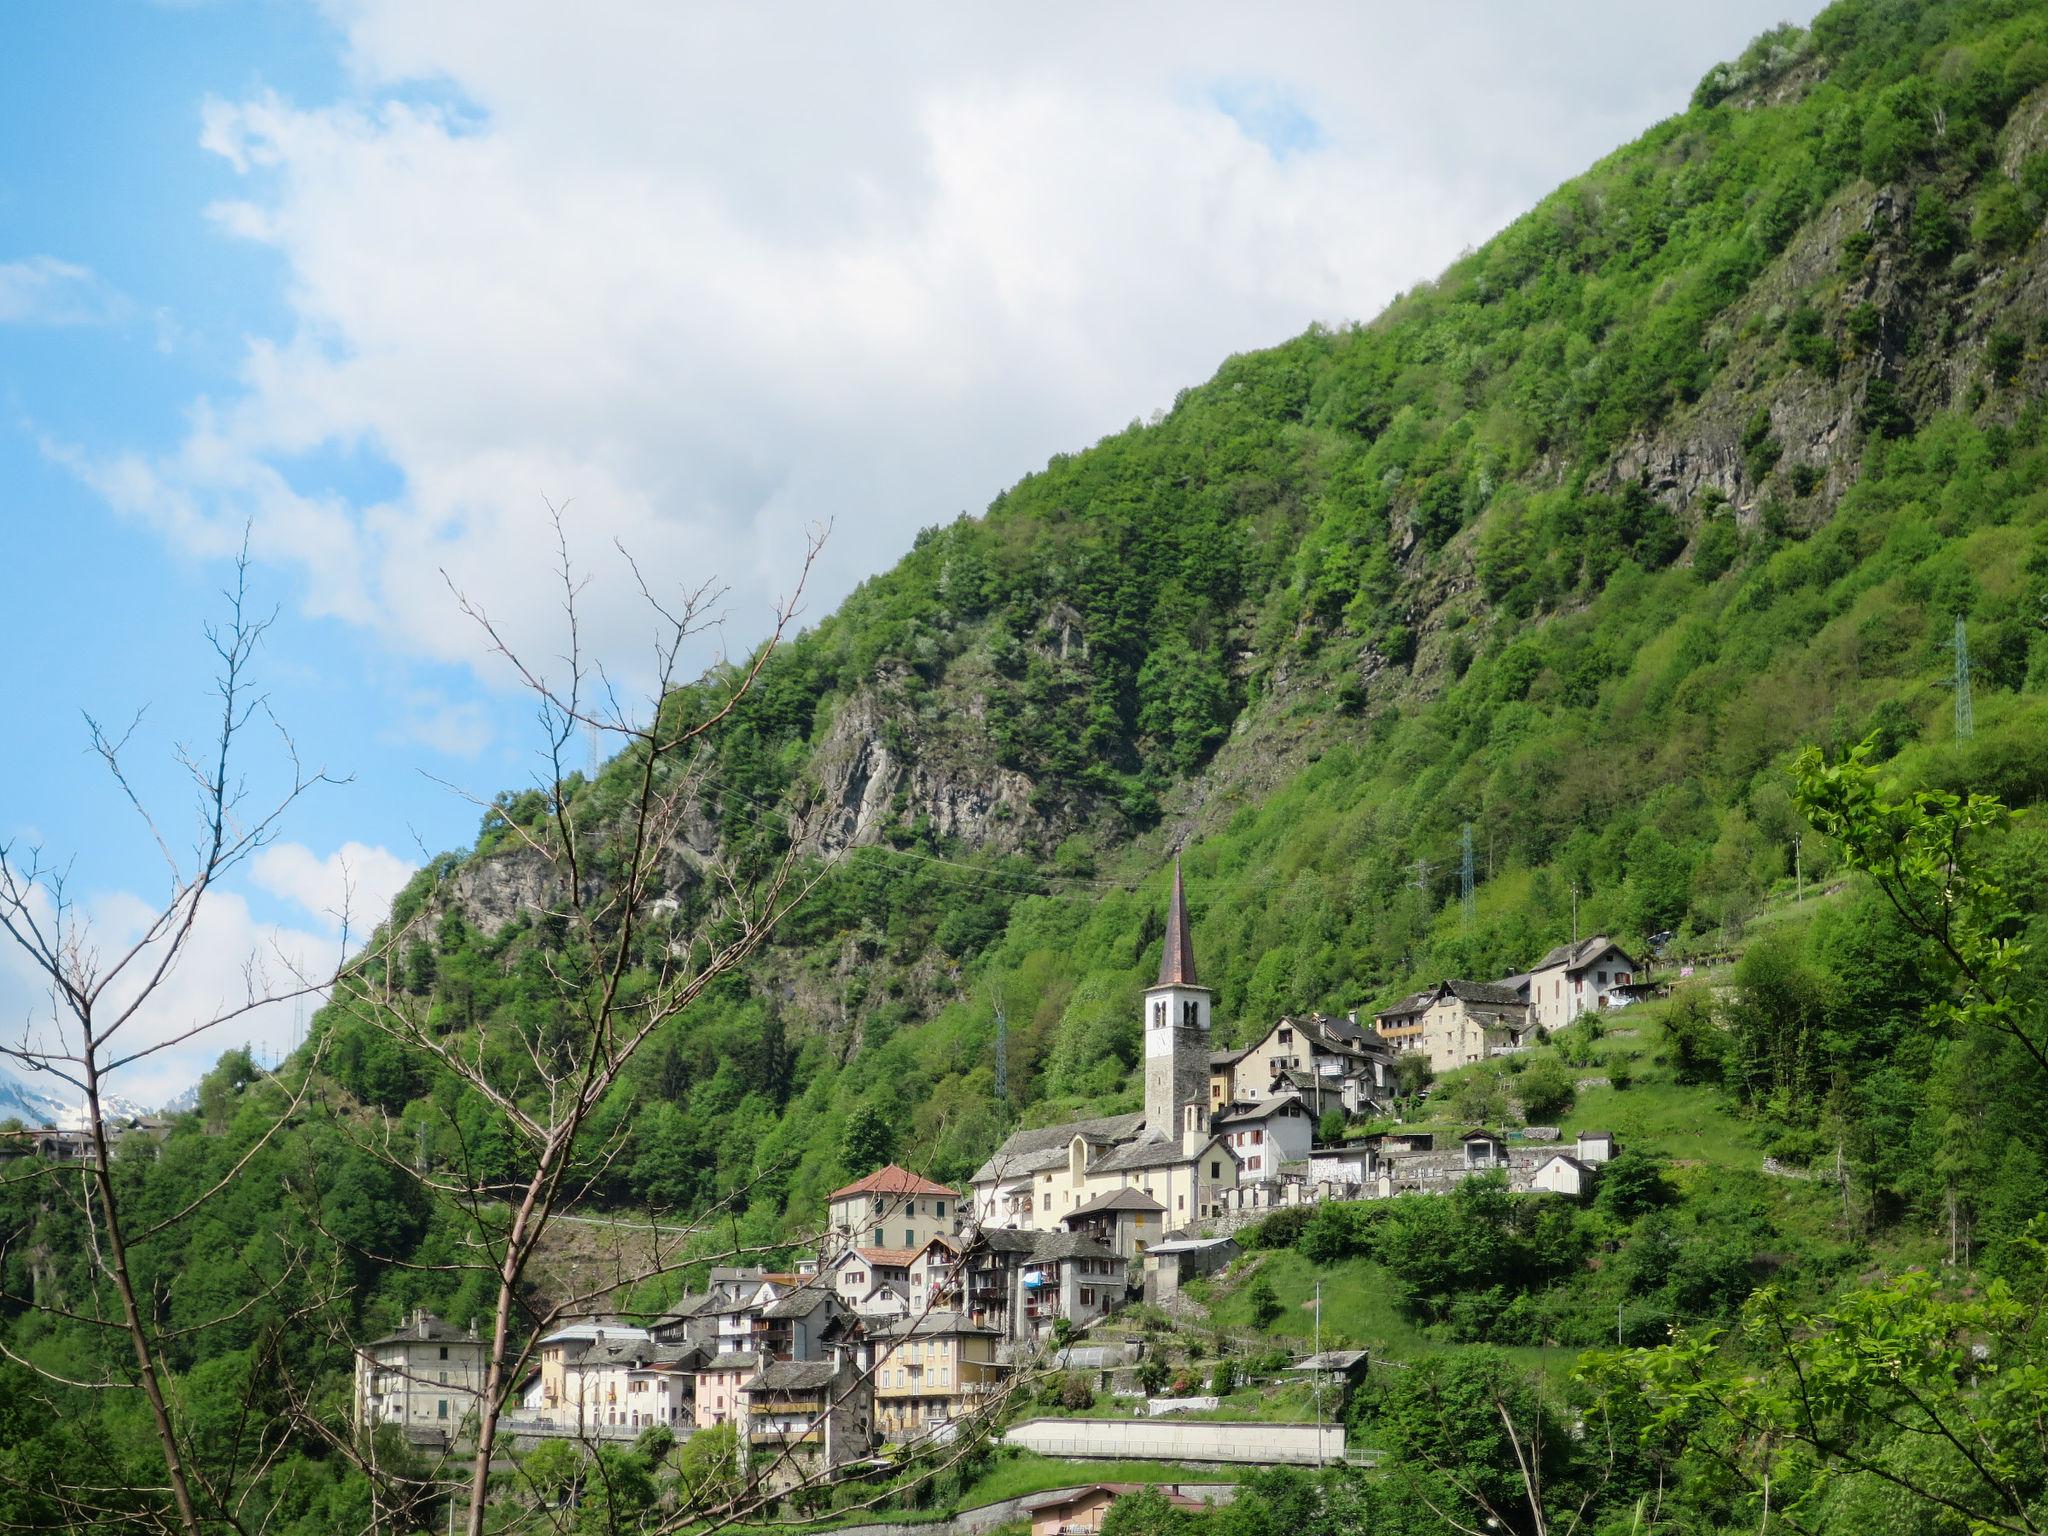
[10,6,2048,1530]
[337,0,2048,1234]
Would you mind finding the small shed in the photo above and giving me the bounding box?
[1575,1129,1616,1164]
[1145,1235,1239,1302]
[1529,1153,1592,1197]
[1462,1129,1506,1169]
[1286,1348,1371,1406]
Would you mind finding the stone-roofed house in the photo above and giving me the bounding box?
[739,1356,872,1474]
[1059,1187,1167,1262]
[1374,979,1535,1073]
[694,1349,761,1429]
[1520,937,1644,1029]
[829,1246,919,1317]
[353,1308,488,1438]
[758,1282,858,1362]
[1214,1013,1395,1111]
[828,1163,962,1255]
[970,862,1244,1233]
[1020,1230,1126,1335]
[649,1291,714,1348]
[1213,1092,1315,1184]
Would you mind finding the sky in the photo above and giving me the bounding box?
[0,0,1806,1107]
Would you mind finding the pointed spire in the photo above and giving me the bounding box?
[1157,855,1198,988]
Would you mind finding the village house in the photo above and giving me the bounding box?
[866,1310,1005,1440]
[353,1308,488,1437]
[694,1350,761,1428]
[558,1335,701,1430]
[1529,1152,1594,1196]
[1019,1230,1125,1335]
[971,864,1244,1230]
[1212,1094,1314,1184]
[1057,1187,1166,1262]
[740,1356,873,1474]
[827,1164,961,1254]
[757,1284,858,1362]
[529,1322,658,1432]
[1022,1484,1213,1536]
[1211,1013,1395,1112]
[1517,937,1645,1029]
[828,1245,918,1318]
[1374,979,1535,1073]
[906,1234,960,1315]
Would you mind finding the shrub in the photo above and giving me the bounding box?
[1209,1359,1238,1396]
[1246,1273,1283,1329]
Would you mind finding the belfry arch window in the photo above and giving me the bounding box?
[1152,1001,1166,1027]
[1182,999,1199,1028]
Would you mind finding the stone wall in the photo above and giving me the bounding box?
[1003,1417,1344,1464]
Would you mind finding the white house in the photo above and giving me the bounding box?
[1529,1153,1593,1197]
[1213,1093,1314,1183]
[353,1308,488,1436]
[1520,938,1643,1029]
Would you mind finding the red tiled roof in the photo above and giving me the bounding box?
[849,1247,920,1268]
[829,1163,958,1201]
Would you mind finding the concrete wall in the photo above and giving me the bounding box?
[1003,1417,1344,1464]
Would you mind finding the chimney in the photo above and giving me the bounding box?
[414,1308,427,1339]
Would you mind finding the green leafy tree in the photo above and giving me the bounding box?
[1246,1273,1283,1329]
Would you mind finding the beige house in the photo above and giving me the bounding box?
[1022,1484,1211,1536]
[1374,980,1533,1073]
[353,1308,488,1436]
[695,1350,762,1429]
[1212,1013,1394,1109]
[867,1310,1005,1440]
[1529,1153,1593,1196]
[829,1245,917,1316]
[1520,937,1643,1029]
[828,1164,961,1253]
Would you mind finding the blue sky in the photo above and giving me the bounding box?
[1,0,1804,1103]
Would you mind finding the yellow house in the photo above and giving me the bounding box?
[866,1311,1005,1440]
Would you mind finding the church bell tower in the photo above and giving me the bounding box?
[1144,857,1212,1138]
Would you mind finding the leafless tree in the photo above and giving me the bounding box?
[310,514,864,1536]
[0,544,350,1535]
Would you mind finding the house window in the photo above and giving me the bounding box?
[1277,1028,1292,1045]
[439,1346,449,1361]
[1041,1194,1050,1211]
[906,1229,915,1246]
[1153,1001,1165,1027]
[1178,1196,1185,1211]
[1252,1129,1263,1145]
[873,1228,884,1245]
[1209,1160,1220,1178]
[935,1201,945,1218]
[438,1400,448,1420]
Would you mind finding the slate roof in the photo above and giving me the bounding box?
[967,1227,1041,1257]
[364,1310,480,1349]
[1027,1230,1119,1263]
[746,1360,840,1393]
[1374,991,1433,1021]
[873,1309,998,1340]
[1441,979,1527,1007]
[971,1111,1148,1184]
[579,1338,698,1369]
[1530,936,1635,974]
[1088,1132,1225,1174]
[698,1351,762,1374]
[1066,1187,1167,1218]
[1217,1094,1310,1125]
[762,1286,841,1320]
[829,1164,959,1201]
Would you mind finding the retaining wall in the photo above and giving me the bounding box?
[1002,1417,1344,1464]
[828,1482,1238,1536]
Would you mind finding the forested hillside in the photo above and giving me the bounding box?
[9,2,2048,1531]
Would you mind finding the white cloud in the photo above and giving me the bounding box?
[250,839,417,934]
[0,255,127,326]
[78,1,1802,690]
[0,880,341,1111]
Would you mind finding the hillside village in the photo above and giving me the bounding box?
[352,863,1628,1482]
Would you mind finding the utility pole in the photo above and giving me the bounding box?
[1954,614,1975,741]
[1460,823,1475,930]
[989,985,1009,1107]
[1569,882,1580,943]
[1795,835,1803,903]
[1411,857,1432,897]
[1314,1279,1324,1468]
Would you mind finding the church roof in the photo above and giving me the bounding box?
[971,1111,1148,1184]
[1156,856,1202,989]
[1089,1132,1228,1174]
[1065,1187,1167,1218]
